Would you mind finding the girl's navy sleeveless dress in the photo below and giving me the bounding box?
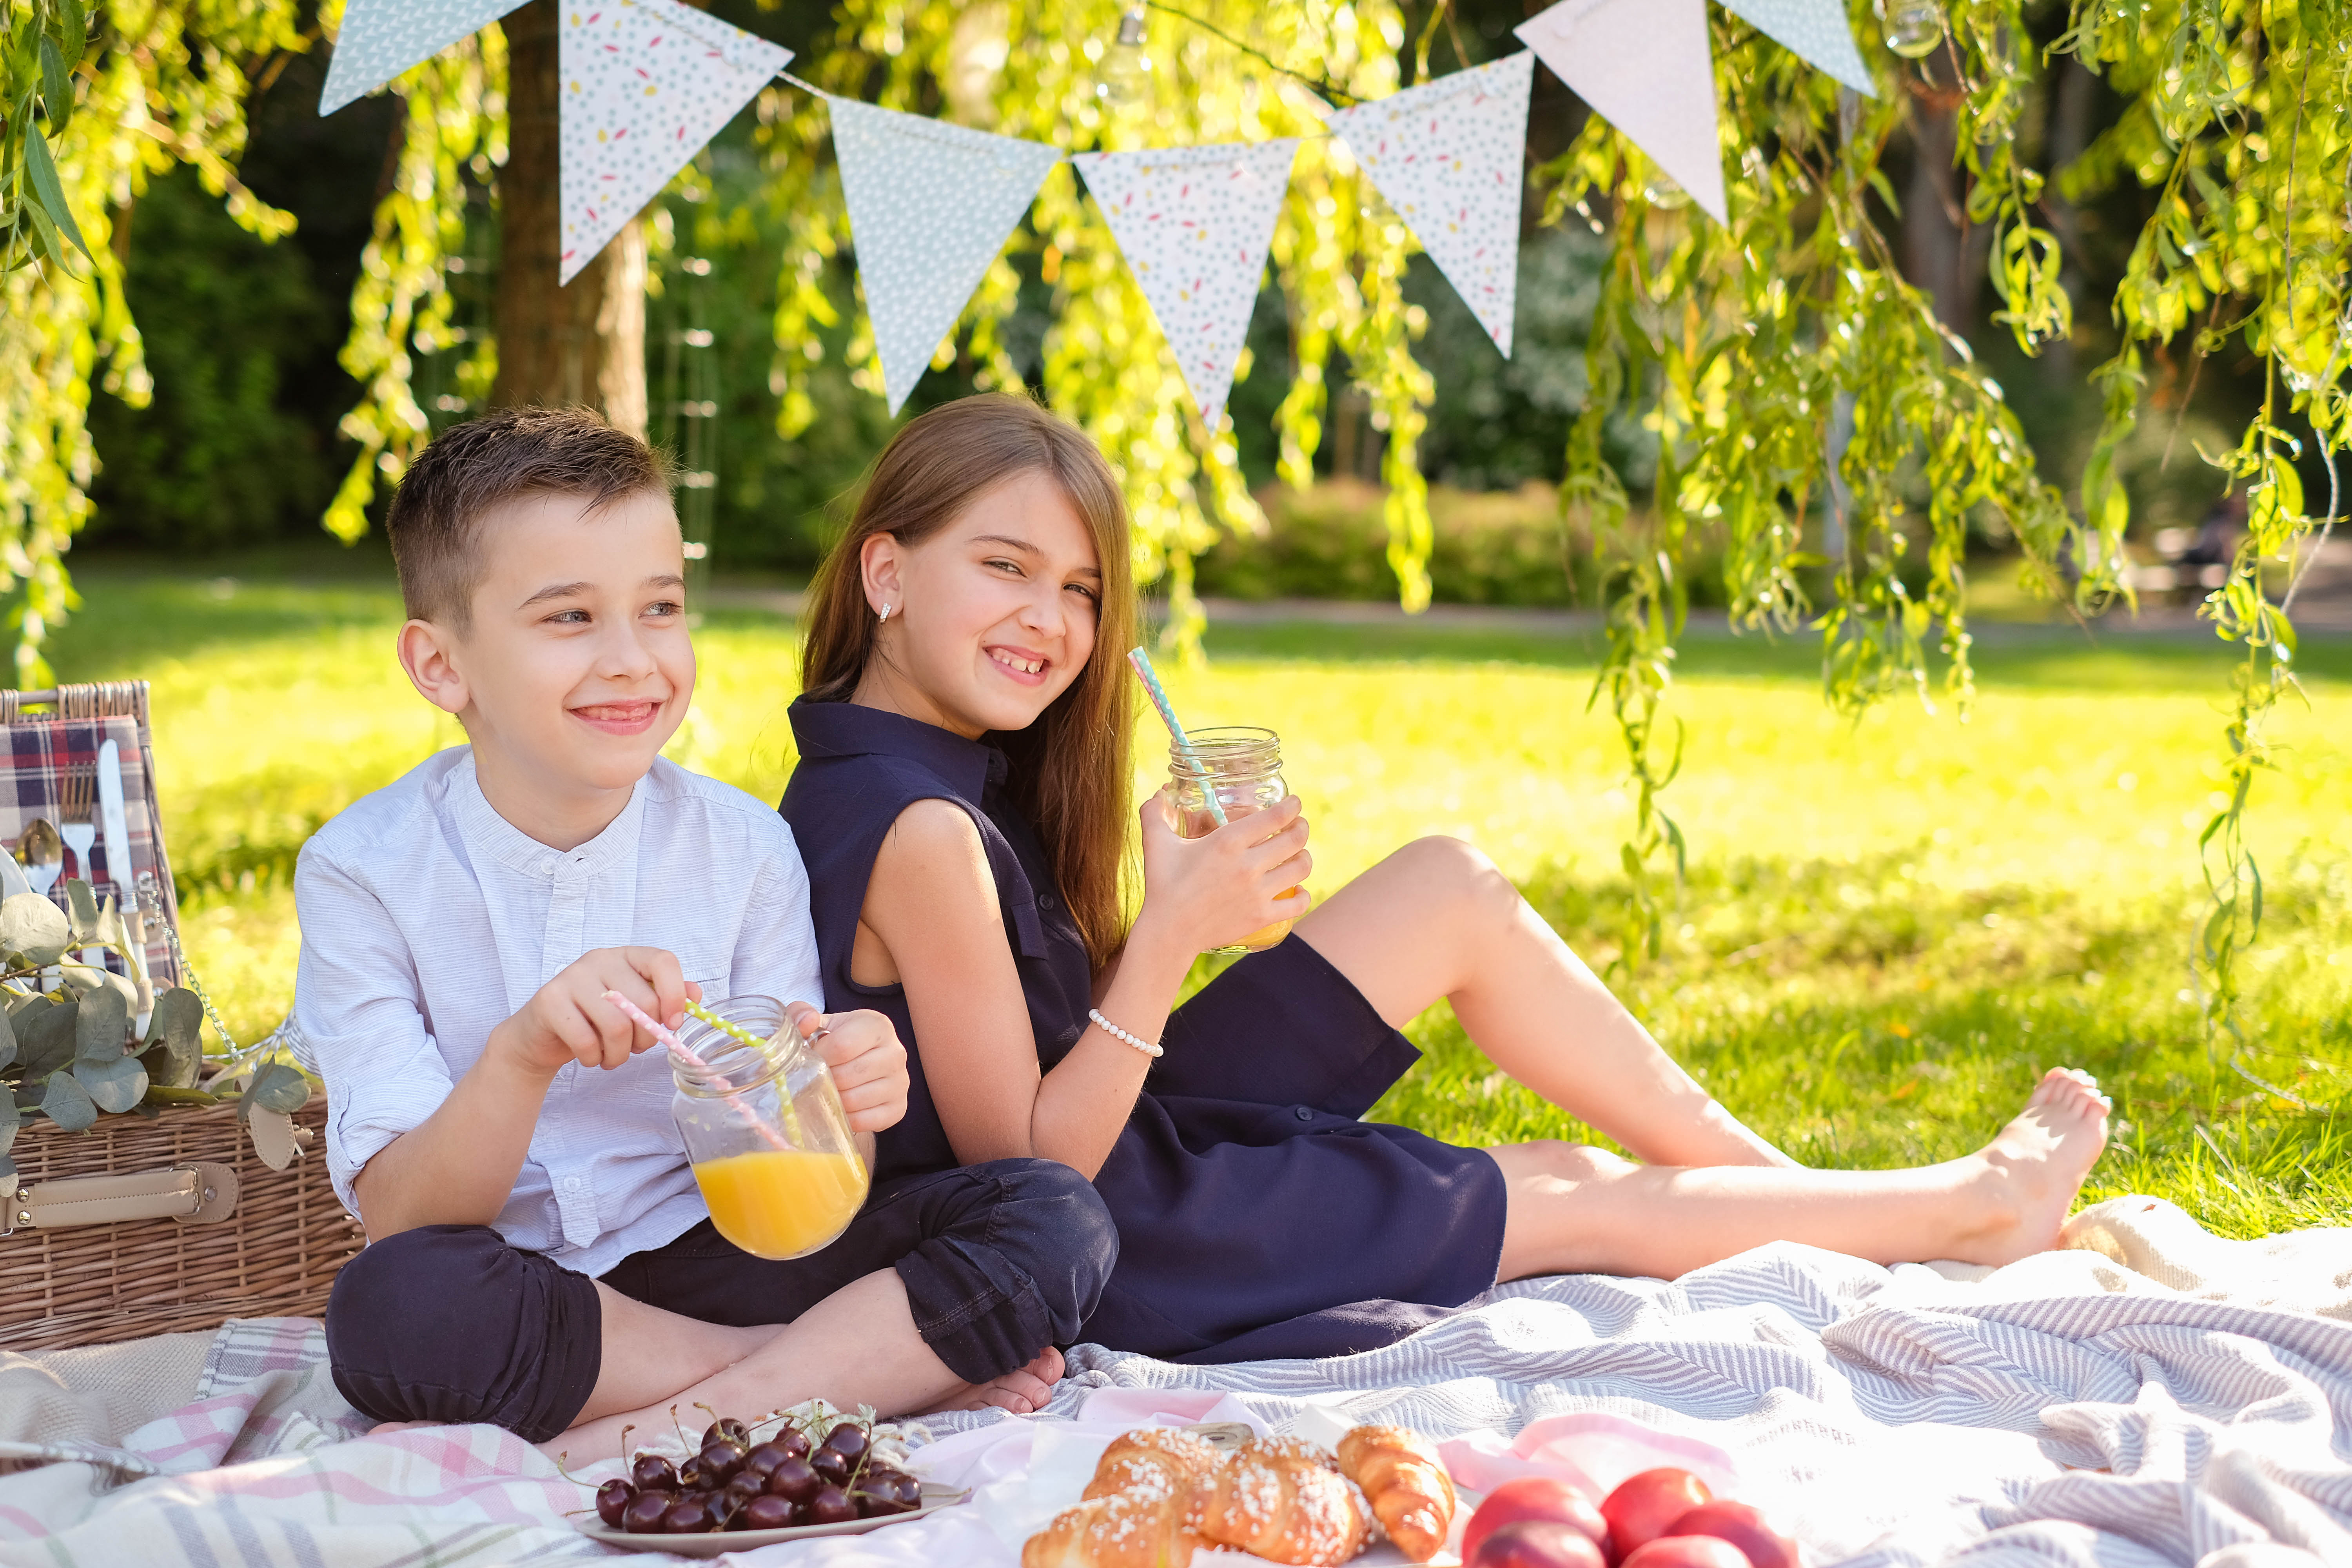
[780,699,1506,1363]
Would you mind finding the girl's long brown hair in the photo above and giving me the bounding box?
[800,394,1138,971]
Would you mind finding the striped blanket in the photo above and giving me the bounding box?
[0,1197,2345,1566]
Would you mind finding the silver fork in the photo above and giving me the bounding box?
[59,763,95,888]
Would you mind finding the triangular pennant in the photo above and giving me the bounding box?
[1515,0,1727,223]
[829,100,1064,415]
[1715,0,1875,94]
[559,0,793,285]
[320,0,526,115]
[1328,52,1534,357]
[1070,140,1299,425]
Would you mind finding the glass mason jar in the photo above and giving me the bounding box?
[1168,726,1304,957]
[671,996,870,1260]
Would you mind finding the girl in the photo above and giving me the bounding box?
[779,394,2110,1377]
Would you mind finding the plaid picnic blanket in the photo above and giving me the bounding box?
[0,713,180,990]
[0,1200,2345,1566]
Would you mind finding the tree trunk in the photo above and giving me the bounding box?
[491,0,647,434]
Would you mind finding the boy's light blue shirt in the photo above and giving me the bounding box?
[290,747,823,1276]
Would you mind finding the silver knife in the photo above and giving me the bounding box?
[96,741,151,1031]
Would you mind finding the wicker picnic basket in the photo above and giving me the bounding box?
[0,682,363,1352]
[0,1098,361,1352]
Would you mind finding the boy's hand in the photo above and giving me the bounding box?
[492,947,702,1078]
[789,1002,909,1134]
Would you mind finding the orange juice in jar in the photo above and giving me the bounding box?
[671,997,870,1259]
[1169,726,1305,956]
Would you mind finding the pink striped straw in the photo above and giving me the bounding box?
[603,989,791,1153]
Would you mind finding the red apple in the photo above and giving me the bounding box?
[1464,1477,1614,1565]
[1620,1537,1752,1568]
[1667,1501,1799,1568]
[1601,1469,1714,1559]
[1472,1521,1612,1568]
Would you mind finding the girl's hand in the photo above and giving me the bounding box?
[791,1002,910,1134]
[1132,786,1313,957]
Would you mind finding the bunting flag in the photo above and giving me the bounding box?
[319,0,526,115]
[1716,0,1875,94]
[558,0,793,285]
[1327,51,1534,358]
[829,100,1065,414]
[1070,140,1299,424]
[1515,0,1727,223]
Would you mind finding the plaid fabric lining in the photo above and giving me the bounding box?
[0,714,180,991]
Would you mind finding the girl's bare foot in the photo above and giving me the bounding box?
[1955,1067,2111,1267]
[923,1345,1067,1416]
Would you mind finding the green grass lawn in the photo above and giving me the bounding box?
[43,561,2352,1239]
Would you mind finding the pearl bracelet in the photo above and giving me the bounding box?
[1088,1007,1164,1058]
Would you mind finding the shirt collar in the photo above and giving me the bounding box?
[788,697,1007,803]
[446,749,648,879]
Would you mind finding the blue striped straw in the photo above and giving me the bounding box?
[1126,647,1227,827]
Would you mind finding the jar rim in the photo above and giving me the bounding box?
[672,997,794,1097]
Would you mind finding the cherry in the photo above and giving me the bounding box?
[595,1479,636,1528]
[806,1485,857,1526]
[631,1454,678,1492]
[820,1423,871,1464]
[699,1440,747,1486]
[662,1496,717,1534]
[721,1474,766,1519]
[740,1494,797,1531]
[887,1472,924,1510]
[766,1455,822,1504]
[701,1414,750,1449]
[772,1426,812,1461]
[742,1442,793,1482]
[621,1492,673,1534]
[810,1446,852,1486]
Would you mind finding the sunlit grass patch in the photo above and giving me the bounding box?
[43,563,2352,1237]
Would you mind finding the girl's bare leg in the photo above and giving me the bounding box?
[1294,837,2111,1275]
[1295,836,1794,1167]
[539,1270,1062,1462]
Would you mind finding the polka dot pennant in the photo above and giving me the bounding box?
[319,0,527,116]
[557,0,793,285]
[1069,140,1301,427]
[1515,0,1726,223]
[829,99,1066,415]
[1327,51,1534,359]
[1717,0,1875,94]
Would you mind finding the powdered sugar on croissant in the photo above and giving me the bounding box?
[1197,1435,1372,1566]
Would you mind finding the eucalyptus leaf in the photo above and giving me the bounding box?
[64,880,97,943]
[144,988,201,1054]
[0,1154,15,1185]
[0,1093,18,1158]
[247,1060,311,1115]
[8,989,55,1022]
[40,1068,94,1132]
[73,984,127,1062]
[140,1085,219,1108]
[12,1084,43,1111]
[16,997,77,1079]
[72,1051,145,1114]
[0,1004,15,1074]
[0,893,69,969]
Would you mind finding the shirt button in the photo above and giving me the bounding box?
[563,1176,584,1191]
[1294,1106,1314,1122]
[539,857,558,876]
[1038,894,1056,910]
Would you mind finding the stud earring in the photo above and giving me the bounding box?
[877,603,893,625]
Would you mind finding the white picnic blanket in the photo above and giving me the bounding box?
[0,1196,2346,1566]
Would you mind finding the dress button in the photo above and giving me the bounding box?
[1038,894,1056,910]
[1294,1105,1314,1122]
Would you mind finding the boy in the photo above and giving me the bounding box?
[297,408,1115,1454]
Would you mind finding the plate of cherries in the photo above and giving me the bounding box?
[570,1409,960,1556]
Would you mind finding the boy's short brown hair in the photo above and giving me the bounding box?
[387,407,675,630]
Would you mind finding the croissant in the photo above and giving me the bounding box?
[1083,1427,1227,1503]
[1022,1487,1209,1568]
[1337,1425,1456,1563]
[1197,1436,1372,1566]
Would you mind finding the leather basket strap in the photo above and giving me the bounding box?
[6,1161,240,1233]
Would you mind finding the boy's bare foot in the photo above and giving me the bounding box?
[1955,1067,2111,1267]
[924,1345,1067,1416]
